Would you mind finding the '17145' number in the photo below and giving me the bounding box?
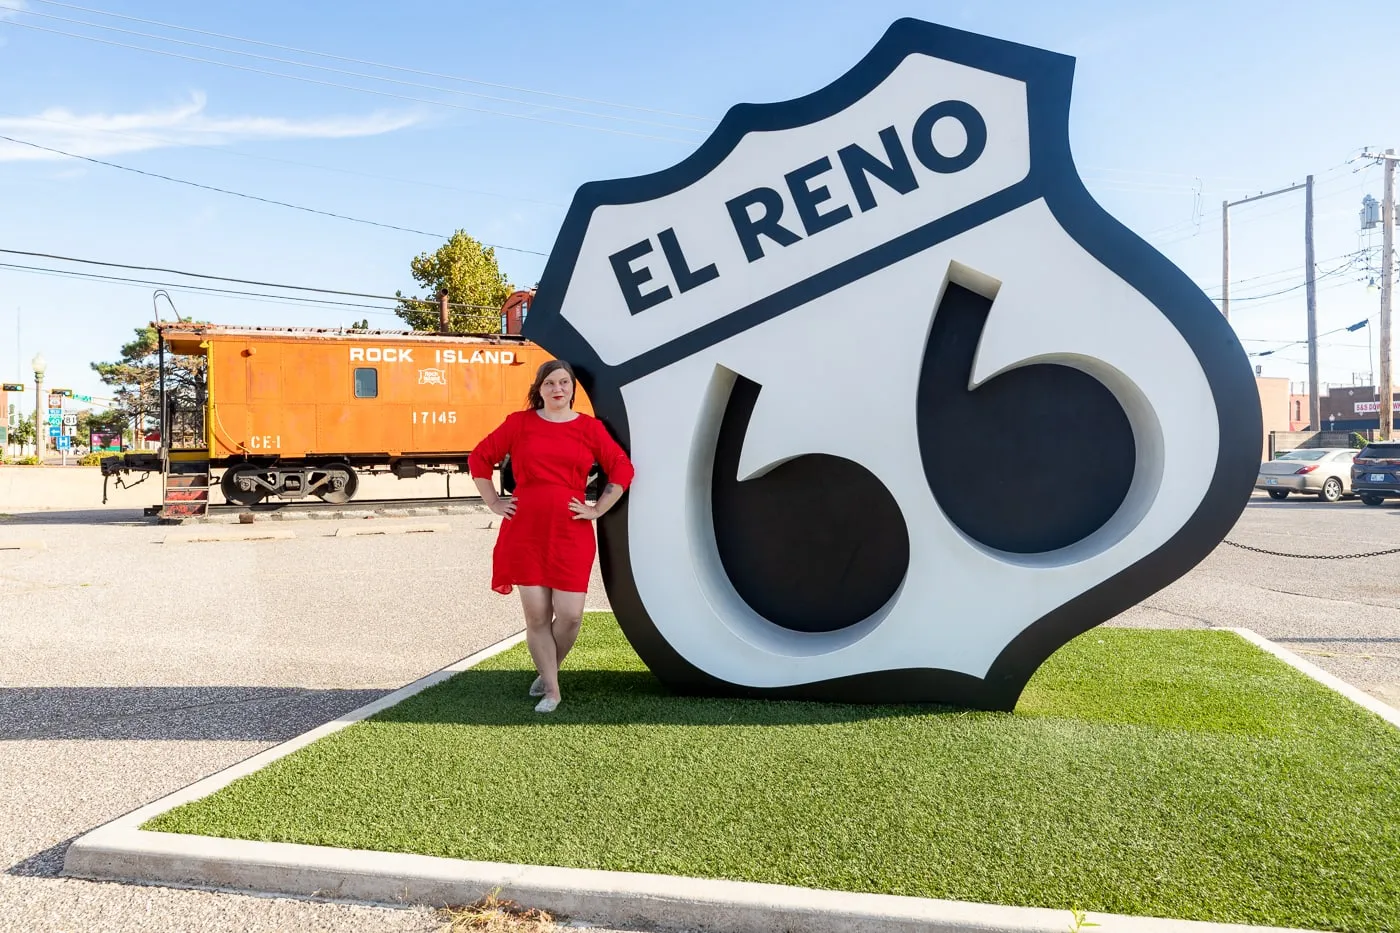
[413,411,457,424]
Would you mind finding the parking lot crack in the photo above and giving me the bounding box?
[1250,584,1400,612]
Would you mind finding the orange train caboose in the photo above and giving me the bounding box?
[101,322,593,517]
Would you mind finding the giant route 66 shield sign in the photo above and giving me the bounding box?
[524,19,1260,710]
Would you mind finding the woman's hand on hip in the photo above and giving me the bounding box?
[569,498,601,521]
[489,497,516,519]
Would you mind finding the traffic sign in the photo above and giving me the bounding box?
[62,425,76,437]
[62,413,77,426]
[47,425,60,437]
[47,394,62,408]
[73,393,93,403]
[56,436,70,450]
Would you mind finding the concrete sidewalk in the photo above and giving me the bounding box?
[0,464,475,513]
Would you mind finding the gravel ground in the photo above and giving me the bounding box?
[1,493,1397,932]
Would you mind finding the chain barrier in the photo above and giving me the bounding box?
[1222,539,1400,560]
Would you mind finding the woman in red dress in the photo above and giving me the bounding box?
[468,360,635,713]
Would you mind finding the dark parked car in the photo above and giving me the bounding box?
[1350,441,1400,505]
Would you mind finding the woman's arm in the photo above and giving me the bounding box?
[468,414,519,518]
[572,482,624,521]
[475,476,516,518]
[570,419,635,521]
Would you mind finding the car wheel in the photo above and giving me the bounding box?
[1361,493,1386,506]
[1267,489,1290,500]
[1319,477,1343,503]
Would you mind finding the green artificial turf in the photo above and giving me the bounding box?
[146,617,1400,933]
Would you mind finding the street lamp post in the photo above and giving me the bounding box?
[31,353,46,464]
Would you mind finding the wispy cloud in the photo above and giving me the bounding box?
[0,92,426,162]
[0,0,26,33]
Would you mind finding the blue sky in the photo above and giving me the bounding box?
[2,0,1398,405]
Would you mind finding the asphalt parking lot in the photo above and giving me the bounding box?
[1117,492,1400,707]
[1,493,1397,931]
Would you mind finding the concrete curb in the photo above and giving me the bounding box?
[176,502,494,525]
[333,522,451,537]
[62,628,1377,933]
[1228,627,1400,728]
[162,527,297,543]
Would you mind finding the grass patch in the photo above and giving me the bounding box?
[146,616,1400,933]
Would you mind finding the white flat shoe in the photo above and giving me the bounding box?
[528,676,546,697]
[535,697,560,713]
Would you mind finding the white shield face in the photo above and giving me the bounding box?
[525,19,1259,709]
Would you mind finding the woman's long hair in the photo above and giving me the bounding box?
[526,359,577,410]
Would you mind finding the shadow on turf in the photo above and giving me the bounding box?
[372,668,978,727]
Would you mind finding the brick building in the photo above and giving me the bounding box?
[1317,385,1400,433]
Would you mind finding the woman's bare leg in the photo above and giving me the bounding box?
[518,586,559,698]
[550,591,587,677]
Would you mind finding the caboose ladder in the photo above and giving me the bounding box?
[160,458,211,521]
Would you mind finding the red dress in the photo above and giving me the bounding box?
[468,409,635,594]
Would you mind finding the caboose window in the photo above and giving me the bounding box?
[354,367,378,398]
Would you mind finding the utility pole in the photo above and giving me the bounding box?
[1221,200,1231,320]
[1383,151,1395,441]
[1305,175,1319,432]
[31,353,45,465]
[1363,149,1398,440]
[1221,180,1311,424]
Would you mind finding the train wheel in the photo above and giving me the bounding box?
[315,462,359,504]
[221,464,267,507]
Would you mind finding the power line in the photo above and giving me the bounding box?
[0,261,408,314]
[0,106,569,209]
[0,19,699,145]
[1218,256,1363,304]
[0,133,549,255]
[1145,162,1369,245]
[0,248,512,310]
[25,0,716,124]
[1205,250,1362,297]
[1223,270,1362,313]
[1248,319,1372,358]
[1204,250,1369,300]
[9,6,708,136]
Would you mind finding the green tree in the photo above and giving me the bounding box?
[348,318,370,330]
[76,408,130,448]
[92,325,207,448]
[394,230,512,333]
[10,412,35,453]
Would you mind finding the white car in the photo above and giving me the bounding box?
[1256,447,1357,503]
